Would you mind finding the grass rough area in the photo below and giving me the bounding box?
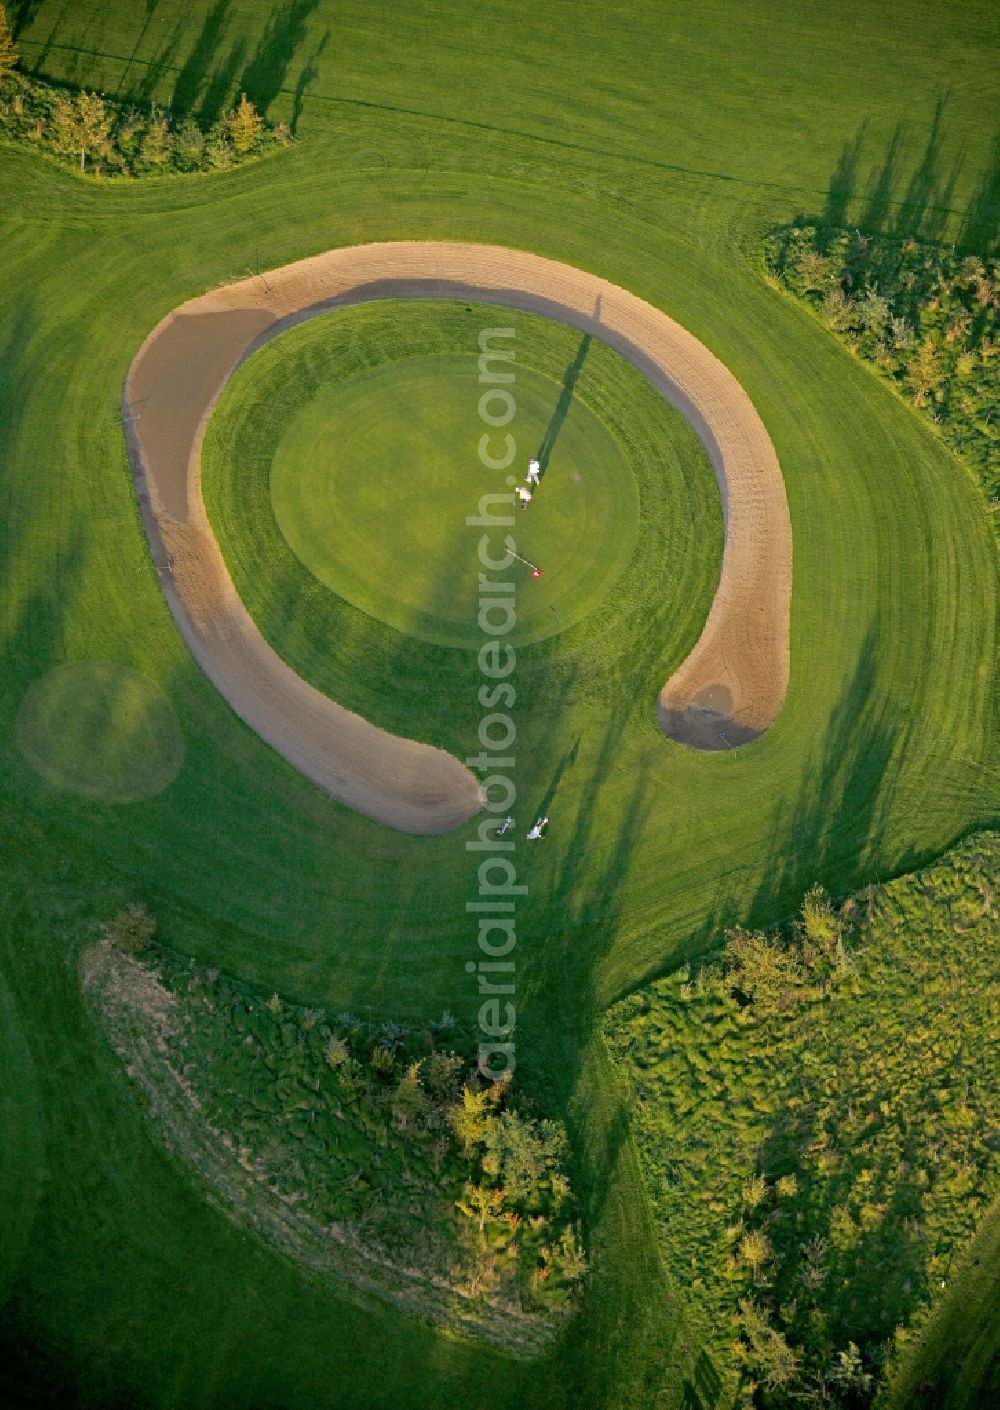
[604,833,1000,1406]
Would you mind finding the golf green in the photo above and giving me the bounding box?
[203,298,723,750]
[267,347,639,647]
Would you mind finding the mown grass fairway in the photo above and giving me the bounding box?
[1,1,999,1407]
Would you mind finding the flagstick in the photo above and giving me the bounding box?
[510,549,544,577]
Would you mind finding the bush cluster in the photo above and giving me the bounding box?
[763,225,1000,505]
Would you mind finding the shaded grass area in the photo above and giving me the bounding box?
[11,0,1000,251]
[879,1196,1000,1410]
[0,138,996,1409]
[0,975,45,1310]
[604,834,1000,1404]
[0,1,998,1406]
[0,814,559,1410]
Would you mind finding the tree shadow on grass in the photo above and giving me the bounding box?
[170,0,233,117]
[168,0,323,123]
[625,616,921,1021]
[291,29,330,135]
[111,0,166,102]
[510,703,687,1404]
[890,94,965,245]
[859,121,904,235]
[572,621,932,1406]
[961,130,1000,253]
[0,297,75,676]
[742,621,911,929]
[679,1349,725,1409]
[196,34,249,127]
[823,121,867,233]
[240,0,322,119]
[7,1,42,38]
[0,299,582,1410]
[531,734,581,820]
[797,97,998,252]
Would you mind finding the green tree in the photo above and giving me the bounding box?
[174,119,206,170]
[114,108,144,157]
[722,927,803,1010]
[141,111,173,168]
[391,1060,425,1131]
[890,313,915,349]
[742,1174,768,1209]
[822,287,856,332]
[775,1172,799,1199]
[796,248,835,295]
[448,1084,493,1154]
[858,285,891,336]
[738,1228,772,1279]
[424,1050,465,1106]
[52,91,112,171]
[801,884,843,967]
[227,93,264,154]
[551,1225,587,1284]
[909,335,946,406]
[736,1299,802,1391]
[0,4,18,81]
[825,1341,872,1397]
[456,1180,504,1234]
[324,1035,350,1069]
[369,1043,395,1075]
[484,1110,563,1203]
[205,118,234,169]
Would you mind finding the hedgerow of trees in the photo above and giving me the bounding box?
[0,7,288,177]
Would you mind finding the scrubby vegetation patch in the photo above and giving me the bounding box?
[605,835,1000,1406]
[81,916,585,1355]
[764,225,999,506]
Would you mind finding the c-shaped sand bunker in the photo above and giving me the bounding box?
[124,242,791,834]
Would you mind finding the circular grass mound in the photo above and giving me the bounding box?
[14,661,185,803]
[269,354,638,647]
